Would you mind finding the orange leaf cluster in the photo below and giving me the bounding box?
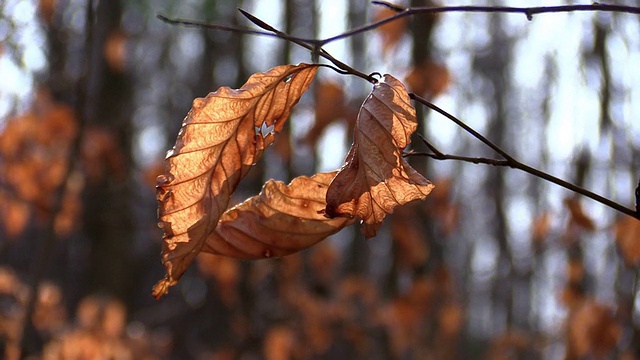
[154,66,433,298]
[154,64,319,297]
[0,89,82,238]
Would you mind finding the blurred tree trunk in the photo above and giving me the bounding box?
[476,12,515,333]
[82,0,135,304]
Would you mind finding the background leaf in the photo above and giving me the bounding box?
[154,63,318,298]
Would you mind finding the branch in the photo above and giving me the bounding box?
[405,136,509,166]
[405,151,510,167]
[157,7,640,220]
[409,93,640,220]
[321,2,640,45]
[157,14,283,39]
[157,12,378,84]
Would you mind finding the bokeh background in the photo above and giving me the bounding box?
[1,0,640,358]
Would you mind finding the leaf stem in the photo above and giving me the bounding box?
[409,93,640,220]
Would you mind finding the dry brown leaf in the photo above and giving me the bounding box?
[154,64,318,298]
[485,330,536,360]
[564,197,596,232]
[81,126,126,183]
[567,299,621,359]
[2,197,30,238]
[566,258,584,284]
[38,0,57,24]
[404,61,450,98]
[202,171,353,259]
[374,8,407,54]
[324,74,434,237]
[391,205,430,268]
[197,253,241,306]
[264,326,296,360]
[531,212,551,245]
[438,302,463,340]
[614,216,640,266]
[104,29,128,72]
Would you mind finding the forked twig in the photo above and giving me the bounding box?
[406,135,509,166]
[157,11,378,83]
[409,93,639,220]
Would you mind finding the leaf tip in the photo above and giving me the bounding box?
[152,277,177,300]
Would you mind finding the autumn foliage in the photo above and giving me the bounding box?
[3,2,640,359]
[154,65,433,298]
[0,89,81,238]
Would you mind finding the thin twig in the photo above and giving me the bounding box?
[408,134,509,166]
[157,14,282,39]
[372,0,406,12]
[237,9,377,83]
[409,93,640,220]
[158,7,639,220]
[321,2,640,45]
[405,151,510,166]
[157,11,378,84]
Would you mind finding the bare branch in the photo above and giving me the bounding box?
[410,93,640,220]
[407,134,509,166]
[372,0,406,12]
[405,151,510,167]
[157,14,281,39]
[158,12,378,84]
[321,3,640,45]
[156,6,640,220]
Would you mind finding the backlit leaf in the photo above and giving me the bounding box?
[154,63,318,298]
[324,74,434,237]
[202,171,353,259]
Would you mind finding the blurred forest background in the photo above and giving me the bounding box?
[1,0,640,358]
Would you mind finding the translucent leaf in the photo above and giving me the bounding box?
[202,171,353,259]
[154,64,318,298]
[324,74,434,237]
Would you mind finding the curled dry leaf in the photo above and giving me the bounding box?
[614,216,640,266]
[324,74,434,237]
[202,171,353,259]
[154,64,318,298]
